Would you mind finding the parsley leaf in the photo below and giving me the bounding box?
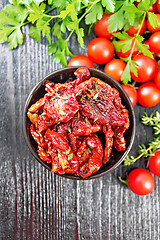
[67,127,71,133]
[85,2,103,25]
[68,153,73,160]
[0,4,28,49]
[101,0,115,13]
[121,61,132,84]
[88,147,92,154]
[147,12,159,29]
[108,7,124,32]
[90,166,95,172]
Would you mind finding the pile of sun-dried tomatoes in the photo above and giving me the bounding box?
[27,68,129,178]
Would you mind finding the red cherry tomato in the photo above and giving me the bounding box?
[126,19,147,36]
[154,68,160,89]
[121,84,138,107]
[137,82,160,107]
[157,0,160,13]
[131,54,157,82]
[127,169,155,195]
[148,151,160,177]
[143,40,157,57]
[147,14,160,32]
[87,38,114,64]
[116,38,138,58]
[148,3,158,12]
[104,59,126,82]
[93,13,116,39]
[148,32,160,53]
[68,55,95,68]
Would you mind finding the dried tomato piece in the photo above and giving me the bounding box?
[43,80,55,93]
[113,109,130,151]
[28,97,45,113]
[38,146,52,163]
[44,84,79,123]
[76,77,127,127]
[30,124,47,148]
[47,142,65,174]
[72,115,101,136]
[74,68,90,82]
[102,126,114,163]
[45,129,79,173]
[37,114,56,132]
[76,134,103,178]
[27,112,39,127]
[68,133,77,153]
[57,122,71,143]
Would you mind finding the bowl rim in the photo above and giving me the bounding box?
[23,67,136,180]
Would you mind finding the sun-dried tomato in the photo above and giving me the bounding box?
[45,129,79,173]
[76,134,103,178]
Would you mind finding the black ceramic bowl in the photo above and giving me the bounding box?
[23,67,135,180]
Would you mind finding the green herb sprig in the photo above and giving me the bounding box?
[0,0,116,66]
[0,0,158,75]
[62,146,73,160]
[124,112,160,166]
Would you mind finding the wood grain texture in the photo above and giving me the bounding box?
[0,1,160,240]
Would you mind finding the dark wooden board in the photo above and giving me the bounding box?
[0,1,160,239]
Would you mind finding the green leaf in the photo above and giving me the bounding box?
[0,10,18,26]
[52,22,63,38]
[81,0,89,4]
[18,0,44,7]
[123,155,135,166]
[123,3,140,26]
[29,26,41,42]
[85,3,103,25]
[94,118,98,122]
[101,0,115,13]
[130,60,138,77]
[59,3,77,21]
[76,27,84,48]
[63,147,71,155]
[59,109,66,115]
[48,39,73,67]
[67,127,71,133]
[136,40,154,59]
[147,12,159,29]
[112,36,132,55]
[88,147,92,153]
[52,49,67,67]
[122,39,133,53]
[137,0,150,12]
[121,61,131,84]
[51,0,68,10]
[48,42,58,55]
[68,153,73,160]
[90,166,95,172]
[0,27,13,43]
[93,134,98,138]
[8,27,23,49]
[4,4,29,23]
[113,31,131,40]
[108,7,125,32]
[93,92,99,100]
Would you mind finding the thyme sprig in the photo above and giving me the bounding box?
[124,112,160,166]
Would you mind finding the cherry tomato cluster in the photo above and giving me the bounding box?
[68,0,160,108]
[125,151,160,196]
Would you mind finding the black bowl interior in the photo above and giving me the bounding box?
[23,67,135,180]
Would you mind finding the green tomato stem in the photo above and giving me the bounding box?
[119,176,128,185]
